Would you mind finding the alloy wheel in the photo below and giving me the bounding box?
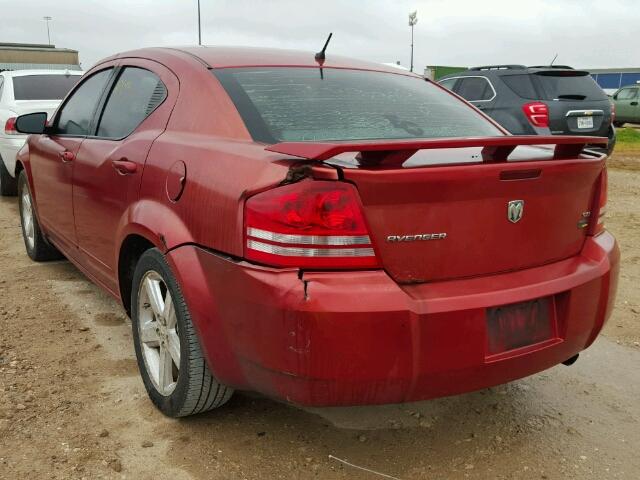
[21,190,35,250]
[137,271,181,396]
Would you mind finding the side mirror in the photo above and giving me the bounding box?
[15,112,48,134]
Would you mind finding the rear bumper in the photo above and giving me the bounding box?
[168,232,619,407]
[0,136,26,176]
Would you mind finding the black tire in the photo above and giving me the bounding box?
[17,170,63,261]
[131,248,233,417]
[613,121,624,128]
[0,156,18,196]
[606,125,617,156]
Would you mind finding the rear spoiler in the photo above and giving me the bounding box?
[265,135,608,166]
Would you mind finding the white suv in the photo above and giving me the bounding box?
[0,69,83,195]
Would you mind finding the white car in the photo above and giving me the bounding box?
[0,69,83,195]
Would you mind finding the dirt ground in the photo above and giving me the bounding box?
[1,154,639,480]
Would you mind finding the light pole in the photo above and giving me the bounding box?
[197,0,202,45]
[43,16,52,46]
[408,11,418,73]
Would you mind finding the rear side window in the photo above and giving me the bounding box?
[438,78,457,90]
[500,74,538,99]
[12,74,81,101]
[534,72,607,101]
[96,67,167,139]
[57,69,112,136]
[214,67,502,143]
[455,77,494,101]
[616,88,638,100]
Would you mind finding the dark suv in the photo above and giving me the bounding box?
[438,65,615,154]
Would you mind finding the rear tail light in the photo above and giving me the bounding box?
[590,167,608,236]
[244,180,379,268]
[4,117,19,135]
[522,102,549,128]
[610,102,616,124]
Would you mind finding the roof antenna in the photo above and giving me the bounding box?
[550,53,558,66]
[315,32,333,62]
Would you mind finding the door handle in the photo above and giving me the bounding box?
[111,158,137,175]
[59,150,75,162]
[631,101,639,106]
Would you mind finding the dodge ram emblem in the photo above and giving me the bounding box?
[507,200,524,223]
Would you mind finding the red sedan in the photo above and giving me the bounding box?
[13,47,619,417]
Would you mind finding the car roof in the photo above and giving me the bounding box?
[100,46,422,77]
[0,69,84,78]
[439,65,589,81]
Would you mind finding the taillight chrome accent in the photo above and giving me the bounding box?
[247,227,371,246]
[522,102,549,128]
[244,180,379,268]
[247,239,375,258]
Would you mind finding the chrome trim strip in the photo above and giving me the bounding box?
[247,227,371,246]
[437,75,497,103]
[247,240,375,257]
[565,109,604,117]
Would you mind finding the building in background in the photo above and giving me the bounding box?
[0,42,80,72]
[587,67,640,95]
[424,65,467,80]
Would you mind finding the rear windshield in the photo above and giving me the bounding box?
[534,72,607,101]
[214,67,502,143]
[500,74,539,99]
[12,74,81,101]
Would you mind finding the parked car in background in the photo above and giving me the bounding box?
[438,65,616,154]
[611,85,640,126]
[13,47,618,417]
[0,69,82,195]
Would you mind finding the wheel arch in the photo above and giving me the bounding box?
[117,233,157,316]
[115,200,196,315]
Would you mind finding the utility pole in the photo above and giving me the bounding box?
[43,16,52,46]
[197,0,202,45]
[408,11,418,73]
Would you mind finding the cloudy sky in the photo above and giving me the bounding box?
[2,0,638,71]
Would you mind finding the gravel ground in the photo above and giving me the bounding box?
[0,155,639,479]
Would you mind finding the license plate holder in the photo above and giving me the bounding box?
[577,116,594,129]
[486,297,555,356]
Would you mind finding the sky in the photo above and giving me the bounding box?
[1,0,639,72]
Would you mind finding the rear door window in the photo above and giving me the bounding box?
[454,77,495,101]
[96,67,167,139]
[56,69,113,136]
[12,74,81,100]
[616,88,638,100]
[534,72,607,101]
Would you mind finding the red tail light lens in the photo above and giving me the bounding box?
[244,180,379,268]
[4,117,19,135]
[610,102,616,124]
[522,102,549,128]
[590,167,608,236]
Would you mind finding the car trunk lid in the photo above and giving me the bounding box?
[267,135,607,283]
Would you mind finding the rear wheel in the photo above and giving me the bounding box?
[17,170,63,261]
[613,121,624,128]
[131,249,233,417]
[0,157,18,196]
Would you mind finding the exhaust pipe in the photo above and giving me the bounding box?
[562,354,579,366]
